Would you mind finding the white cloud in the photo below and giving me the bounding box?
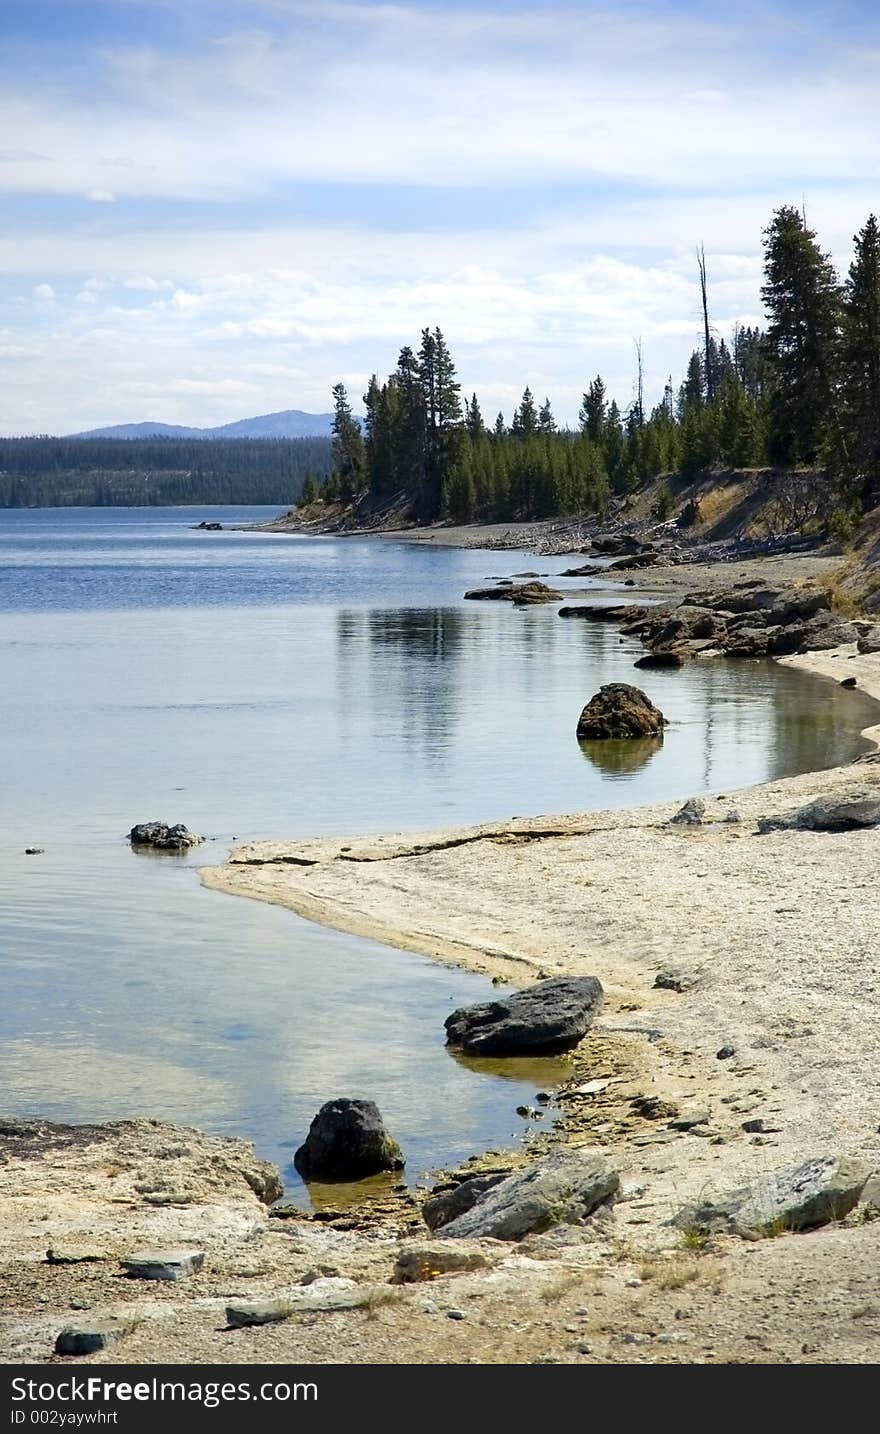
[33,283,55,301]
[86,188,116,203]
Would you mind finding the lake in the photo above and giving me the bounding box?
[0,505,875,1200]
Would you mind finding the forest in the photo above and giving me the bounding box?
[0,435,331,507]
[319,206,880,531]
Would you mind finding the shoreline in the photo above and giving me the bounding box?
[6,555,880,1365]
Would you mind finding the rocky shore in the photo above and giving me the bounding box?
[6,549,880,1366]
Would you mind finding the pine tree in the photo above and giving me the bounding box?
[330,381,365,501]
[493,411,506,439]
[538,397,556,434]
[579,375,606,441]
[511,386,538,439]
[762,205,841,464]
[839,214,880,498]
[465,393,485,439]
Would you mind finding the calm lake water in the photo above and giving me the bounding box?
[0,505,876,1200]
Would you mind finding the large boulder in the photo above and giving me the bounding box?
[673,1155,872,1238]
[576,683,666,740]
[768,614,859,655]
[423,1174,508,1231]
[129,822,203,851]
[437,1149,619,1240]
[293,1099,404,1182]
[757,791,880,834]
[444,975,603,1057]
[558,603,648,623]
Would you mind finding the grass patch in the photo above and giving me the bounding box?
[637,1256,701,1291]
[357,1286,405,1318]
[678,1225,711,1252]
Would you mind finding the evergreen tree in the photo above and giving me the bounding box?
[493,411,506,439]
[538,397,556,433]
[761,205,841,464]
[838,214,880,498]
[511,386,538,439]
[580,375,606,442]
[465,393,485,439]
[330,382,365,500]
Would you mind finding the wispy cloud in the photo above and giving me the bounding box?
[1,1,878,431]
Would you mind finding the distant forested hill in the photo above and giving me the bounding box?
[0,436,332,507]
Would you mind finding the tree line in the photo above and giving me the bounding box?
[0,436,332,507]
[318,206,880,527]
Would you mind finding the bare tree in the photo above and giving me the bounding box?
[697,243,714,402]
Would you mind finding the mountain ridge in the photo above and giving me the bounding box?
[69,408,334,440]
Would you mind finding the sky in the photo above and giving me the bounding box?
[1,0,879,434]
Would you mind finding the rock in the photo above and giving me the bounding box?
[576,684,666,741]
[716,1044,736,1060]
[669,1110,710,1131]
[857,629,880,654]
[560,563,603,577]
[293,1098,404,1181]
[121,1247,205,1281]
[444,975,603,1057]
[633,648,685,668]
[671,798,705,826]
[654,967,701,993]
[226,1299,292,1328]
[511,582,565,606]
[423,1174,508,1231]
[46,1246,106,1265]
[768,614,858,655]
[591,534,650,556]
[724,809,742,823]
[631,1094,678,1121]
[447,1309,467,1320]
[55,1318,133,1357]
[464,581,561,603]
[439,1148,619,1240]
[607,552,662,570]
[757,791,880,834]
[24,847,44,855]
[128,821,203,851]
[673,1154,872,1238]
[392,1246,490,1283]
[558,603,648,623]
[840,676,858,688]
[857,1174,880,1213]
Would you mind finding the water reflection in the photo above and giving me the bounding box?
[577,734,665,776]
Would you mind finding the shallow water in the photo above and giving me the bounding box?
[0,506,875,1200]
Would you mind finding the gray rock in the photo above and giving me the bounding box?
[121,1247,205,1281]
[55,1317,133,1356]
[840,676,858,688]
[654,967,701,993]
[294,1098,404,1181]
[445,975,603,1057]
[633,648,686,669]
[716,1044,736,1060]
[857,629,880,654]
[439,1148,619,1241]
[671,798,705,826]
[768,615,858,656]
[673,1154,872,1238]
[128,821,203,851]
[422,1173,508,1231]
[576,684,666,740]
[669,1110,710,1131]
[464,581,562,604]
[226,1299,292,1328]
[392,1245,490,1283]
[757,791,880,834]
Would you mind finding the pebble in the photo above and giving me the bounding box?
[716,1044,736,1060]
[657,1332,691,1344]
[620,1332,652,1345]
[447,1309,467,1320]
[24,847,45,855]
[121,1247,205,1281]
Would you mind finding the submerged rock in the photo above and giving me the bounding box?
[438,1149,619,1240]
[294,1098,404,1182]
[673,1154,871,1238]
[757,791,880,834]
[445,975,603,1056]
[129,821,203,851]
[576,683,666,740]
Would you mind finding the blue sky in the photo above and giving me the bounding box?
[1,0,879,433]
